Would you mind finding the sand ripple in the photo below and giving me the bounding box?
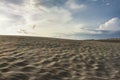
[0,36,120,80]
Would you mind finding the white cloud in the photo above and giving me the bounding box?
[99,17,120,31]
[65,0,86,10]
[0,0,100,39]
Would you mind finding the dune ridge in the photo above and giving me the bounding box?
[0,36,120,80]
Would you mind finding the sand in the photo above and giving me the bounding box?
[0,36,120,80]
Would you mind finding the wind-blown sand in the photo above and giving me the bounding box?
[0,36,120,80]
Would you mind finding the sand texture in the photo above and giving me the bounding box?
[0,36,120,80]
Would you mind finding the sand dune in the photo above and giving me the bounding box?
[0,36,120,80]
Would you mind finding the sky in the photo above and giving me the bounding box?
[0,0,120,39]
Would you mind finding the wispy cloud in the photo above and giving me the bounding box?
[91,0,98,2]
[0,0,88,37]
[65,0,87,10]
[0,0,119,39]
[62,17,120,39]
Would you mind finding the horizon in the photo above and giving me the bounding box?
[0,0,120,39]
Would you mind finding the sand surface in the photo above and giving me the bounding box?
[0,36,120,80]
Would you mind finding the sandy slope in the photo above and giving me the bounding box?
[0,36,120,80]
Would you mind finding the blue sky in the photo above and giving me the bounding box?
[0,0,120,39]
